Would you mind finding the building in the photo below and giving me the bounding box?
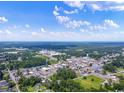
[0,80,8,87]
[0,54,6,62]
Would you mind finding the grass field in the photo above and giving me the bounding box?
[27,85,48,92]
[33,54,48,59]
[27,86,36,92]
[74,75,104,90]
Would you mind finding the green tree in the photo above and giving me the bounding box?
[0,71,3,80]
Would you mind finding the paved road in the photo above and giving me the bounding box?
[7,68,20,92]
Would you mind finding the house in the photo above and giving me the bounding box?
[0,80,8,87]
[0,54,6,62]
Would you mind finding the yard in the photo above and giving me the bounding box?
[74,75,104,90]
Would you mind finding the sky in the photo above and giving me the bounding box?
[0,1,124,41]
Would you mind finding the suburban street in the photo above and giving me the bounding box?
[7,68,20,92]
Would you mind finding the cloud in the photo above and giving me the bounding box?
[0,16,8,23]
[4,31,123,41]
[53,5,90,29]
[56,16,70,24]
[25,24,30,28]
[89,25,106,31]
[64,1,84,9]
[53,6,59,16]
[31,32,38,36]
[0,30,3,33]
[80,29,88,32]
[89,4,102,11]
[87,1,124,12]
[55,5,60,11]
[65,20,91,29]
[109,5,124,11]
[63,1,124,12]
[112,1,124,4]
[53,5,70,25]
[64,9,78,14]
[0,28,123,41]
[53,5,63,16]
[40,28,46,32]
[5,29,12,34]
[53,4,120,31]
[55,15,90,29]
[88,19,119,31]
[53,10,59,16]
[104,19,119,28]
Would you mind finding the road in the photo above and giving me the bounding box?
[7,68,20,92]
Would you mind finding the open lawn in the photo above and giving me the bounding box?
[27,86,36,92]
[33,55,48,59]
[27,85,47,92]
[117,67,124,71]
[74,75,104,90]
[0,86,9,90]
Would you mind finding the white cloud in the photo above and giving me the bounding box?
[80,29,88,32]
[13,25,18,29]
[40,28,46,32]
[88,1,124,12]
[53,5,70,24]
[0,30,3,33]
[64,9,78,14]
[53,5,90,29]
[90,4,102,11]
[53,3,120,31]
[89,19,119,31]
[31,32,38,36]
[65,20,91,29]
[21,31,26,33]
[5,29,12,34]
[64,1,84,9]
[112,1,124,4]
[89,25,106,31]
[0,16,8,23]
[1,29,124,41]
[53,5,63,16]
[109,5,124,11]
[55,14,90,29]
[104,19,119,28]
[56,15,70,24]
[25,24,30,28]
[53,10,59,16]
[13,25,22,29]
[55,5,59,11]
[63,1,124,12]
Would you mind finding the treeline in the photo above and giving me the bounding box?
[7,57,49,70]
[46,67,85,92]
[103,56,124,72]
[59,46,122,60]
[0,71,3,80]
[104,75,124,91]
[53,54,71,61]
[113,75,124,91]
[18,76,41,92]
[0,64,6,70]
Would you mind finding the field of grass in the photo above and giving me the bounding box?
[0,86,9,90]
[27,86,36,92]
[117,67,124,71]
[74,75,104,90]
[33,54,48,59]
